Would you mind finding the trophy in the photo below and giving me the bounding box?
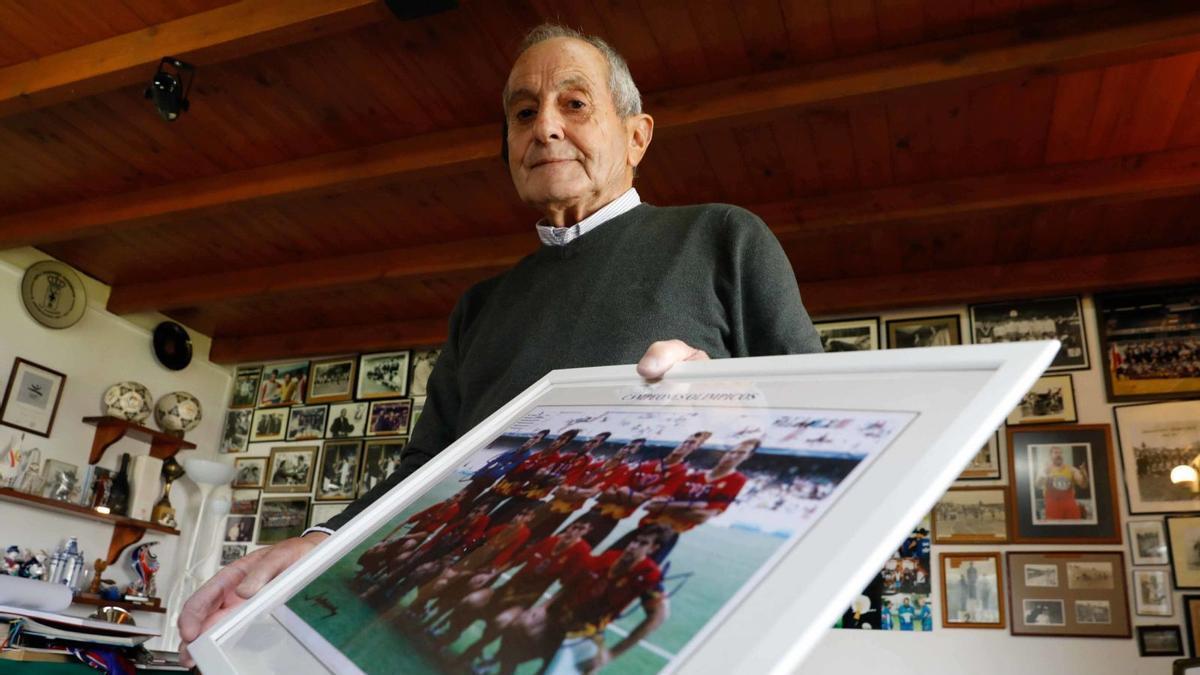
[151,457,186,528]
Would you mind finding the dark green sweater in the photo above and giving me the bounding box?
[324,202,822,530]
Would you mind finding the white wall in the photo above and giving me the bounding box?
[0,249,231,648]
[799,295,1179,675]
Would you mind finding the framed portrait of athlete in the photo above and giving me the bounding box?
[189,342,1056,675]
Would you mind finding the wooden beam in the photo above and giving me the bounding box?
[0,0,385,118]
[209,318,447,364]
[107,145,1200,314]
[7,2,1200,248]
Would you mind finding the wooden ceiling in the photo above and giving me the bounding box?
[4,0,1200,364]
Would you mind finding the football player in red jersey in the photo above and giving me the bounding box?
[525,437,643,543]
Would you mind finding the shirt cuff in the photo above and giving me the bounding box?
[302,526,335,538]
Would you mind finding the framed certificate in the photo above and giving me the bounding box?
[190,342,1056,675]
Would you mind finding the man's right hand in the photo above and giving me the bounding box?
[178,531,328,667]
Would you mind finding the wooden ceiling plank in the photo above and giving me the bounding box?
[0,0,386,118]
[778,0,836,63]
[1043,68,1104,164]
[209,318,449,363]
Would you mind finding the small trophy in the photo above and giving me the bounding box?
[151,457,186,528]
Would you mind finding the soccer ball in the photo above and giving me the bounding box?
[102,382,153,422]
[154,392,203,437]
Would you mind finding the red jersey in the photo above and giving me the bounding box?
[511,536,592,584]
[643,470,747,532]
[423,513,490,556]
[455,522,530,571]
[546,457,609,513]
[520,451,580,499]
[406,499,460,534]
[595,459,688,519]
[551,550,662,636]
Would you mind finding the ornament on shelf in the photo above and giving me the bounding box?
[102,382,153,423]
[154,392,202,438]
[151,457,186,528]
[125,542,159,599]
[0,433,23,486]
[13,447,43,495]
[108,454,131,516]
[2,546,22,575]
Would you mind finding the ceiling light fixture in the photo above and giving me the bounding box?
[144,57,195,121]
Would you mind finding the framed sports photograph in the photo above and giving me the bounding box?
[955,430,1002,482]
[969,296,1089,371]
[1095,284,1200,402]
[1006,551,1130,638]
[409,396,425,435]
[265,446,317,494]
[1114,400,1200,514]
[1006,374,1077,426]
[409,349,440,398]
[225,515,256,543]
[1186,595,1200,656]
[219,409,252,454]
[1007,424,1121,544]
[326,401,368,439]
[317,440,362,502]
[258,497,310,544]
[308,358,356,404]
[932,488,1008,544]
[1138,625,1184,657]
[310,502,351,529]
[1133,568,1174,617]
[229,366,261,409]
[258,361,309,407]
[358,438,406,497]
[357,350,411,399]
[836,518,933,631]
[0,357,66,437]
[221,544,248,567]
[885,314,962,348]
[1167,515,1200,588]
[940,553,1004,629]
[232,457,266,488]
[1128,520,1169,565]
[813,317,880,352]
[231,488,260,515]
[286,404,329,442]
[366,399,412,437]
[249,408,287,443]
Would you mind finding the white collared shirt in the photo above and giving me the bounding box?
[535,188,641,246]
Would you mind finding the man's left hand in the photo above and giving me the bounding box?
[637,340,709,379]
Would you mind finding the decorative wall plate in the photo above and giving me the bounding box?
[20,261,86,329]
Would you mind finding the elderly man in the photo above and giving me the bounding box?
[178,23,821,663]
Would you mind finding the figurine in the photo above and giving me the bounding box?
[2,546,22,575]
[88,558,112,595]
[125,542,159,599]
[90,470,113,512]
[18,550,48,580]
[151,458,185,528]
[14,448,42,495]
[50,465,76,501]
[0,433,22,487]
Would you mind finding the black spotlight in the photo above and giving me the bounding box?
[145,57,195,121]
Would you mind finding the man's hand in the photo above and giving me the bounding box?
[637,340,709,380]
[178,532,328,666]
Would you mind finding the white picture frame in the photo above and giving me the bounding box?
[189,342,1056,675]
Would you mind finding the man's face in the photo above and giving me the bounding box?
[1051,447,1064,466]
[620,534,657,563]
[562,522,590,543]
[503,38,649,219]
[716,440,757,472]
[666,431,711,463]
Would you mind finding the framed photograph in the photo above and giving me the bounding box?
[932,488,1008,544]
[0,358,66,437]
[970,296,1089,371]
[409,396,425,435]
[326,402,369,439]
[1096,284,1200,402]
[249,408,287,443]
[257,361,309,407]
[1115,400,1200,514]
[1006,551,1130,638]
[1007,424,1121,544]
[1138,625,1184,657]
[232,457,266,488]
[955,430,1002,482]
[80,466,111,507]
[231,488,261,515]
[1006,374,1077,426]
[224,515,256,543]
[265,446,317,494]
[316,440,362,502]
[408,348,440,398]
[356,350,411,399]
[309,502,351,529]
[286,404,328,442]
[1167,514,1200,587]
[221,544,248,567]
[1185,595,1200,656]
[940,553,1005,628]
[885,314,961,349]
[813,317,880,352]
[229,366,261,409]
[219,409,252,454]
[358,438,406,497]
[307,358,356,404]
[1133,569,1174,617]
[1129,520,1170,565]
[257,497,310,544]
[366,399,412,437]
[41,459,81,502]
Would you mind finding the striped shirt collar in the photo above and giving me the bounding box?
[535,188,641,246]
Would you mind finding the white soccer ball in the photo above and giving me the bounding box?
[102,382,153,422]
[154,392,203,436]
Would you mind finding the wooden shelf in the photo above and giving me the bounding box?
[81,416,196,465]
[72,592,165,614]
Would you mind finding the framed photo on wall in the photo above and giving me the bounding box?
[250,408,287,443]
[1185,595,1200,656]
[358,438,406,497]
[932,488,1009,544]
[258,497,310,544]
[885,314,962,349]
[326,401,369,439]
[1006,374,1077,426]
[1132,569,1174,617]
[307,358,356,404]
[265,446,317,494]
[969,296,1089,371]
[286,404,328,442]
[940,553,1005,629]
[1128,520,1169,565]
[257,361,309,407]
[356,350,411,399]
[1095,284,1200,402]
[1006,424,1121,544]
[955,430,1002,482]
[1138,625,1184,657]
[219,409,251,454]
[1167,515,1200,588]
[1114,400,1200,514]
[366,399,412,437]
[233,457,266,488]
[1006,551,1131,638]
[309,502,351,529]
[0,358,66,437]
[231,488,260,515]
[408,349,440,398]
[229,366,261,409]
[225,515,255,543]
[316,440,362,501]
[813,317,881,352]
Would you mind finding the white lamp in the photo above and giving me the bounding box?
[1172,464,1199,490]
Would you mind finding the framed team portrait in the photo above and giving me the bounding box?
[326,401,369,439]
[813,317,880,352]
[1128,520,1169,566]
[307,357,356,404]
[1095,284,1200,402]
[0,357,66,437]
[366,399,412,437]
[257,361,309,407]
[249,407,287,443]
[955,430,1002,482]
[1167,515,1200,588]
[232,457,266,488]
[229,365,261,409]
[265,446,317,494]
[969,296,1089,371]
[310,502,351,529]
[940,553,1004,629]
[1006,374,1077,426]
[231,488,261,515]
[1006,551,1130,638]
[356,350,411,399]
[219,409,251,454]
[316,440,363,502]
[1114,400,1200,514]
[1138,625,1184,657]
[286,404,329,442]
[885,314,962,349]
[1007,424,1121,544]
[257,497,310,545]
[1132,568,1174,617]
[932,487,1008,544]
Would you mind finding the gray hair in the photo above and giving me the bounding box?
[506,23,642,118]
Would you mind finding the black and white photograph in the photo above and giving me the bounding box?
[956,432,1002,482]
[1066,561,1114,590]
[1133,569,1173,617]
[326,401,368,438]
[932,488,1008,544]
[356,350,411,399]
[970,296,1088,371]
[286,404,329,442]
[231,488,260,515]
[309,502,351,529]
[1096,285,1200,402]
[221,544,248,567]
[941,553,1004,628]
[358,439,405,497]
[408,349,439,397]
[219,409,252,454]
[1024,564,1059,588]
[307,357,356,404]
[250,407,287,442]
[1166,515,1200,588]
[316,440,362,501]
[885,315,962,349]
[229,366,261,409]
[225,515,255,543]
[366,399,412,437]
[1129,520,1170,565]
[266,446,317,493]
[1008,551,1131,638]
[814,317,880,352]
[1138,625,1185,657]
[1023,599,1065,626]
[258,497,310,545]
[233,457,266,488]
[257,361,309,407]
[409,396,425,435]
[1115,400,1200,514]
[1074,600,1111,624]
[1007,374,1077,426]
